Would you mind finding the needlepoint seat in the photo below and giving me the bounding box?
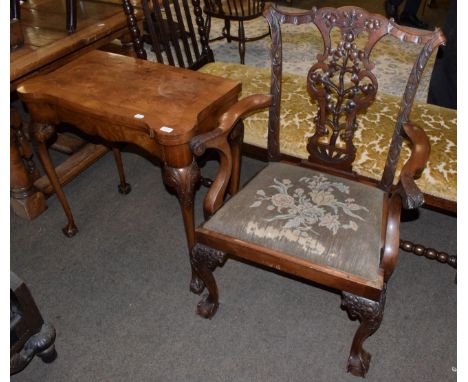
[203,162,384,283]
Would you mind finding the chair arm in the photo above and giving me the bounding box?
[396,121,431,209]
[190,94,272,217]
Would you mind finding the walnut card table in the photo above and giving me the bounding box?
[17,49,241,287]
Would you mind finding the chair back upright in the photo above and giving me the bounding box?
[122,0,214,70]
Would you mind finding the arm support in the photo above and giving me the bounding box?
[190,94,272,217]
[380,193,402,282]
[396,121,431,209]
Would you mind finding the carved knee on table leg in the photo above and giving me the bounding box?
[190,243,227,319]
[341,285,387,377]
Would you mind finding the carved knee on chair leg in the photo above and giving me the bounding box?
[190,243,227,319]
[341,285,386,377]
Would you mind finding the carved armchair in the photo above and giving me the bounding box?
[188,5,445,376]
[203,0,270,63]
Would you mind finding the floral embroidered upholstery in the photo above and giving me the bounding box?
[199,62,457,203]
[203,162,385,281]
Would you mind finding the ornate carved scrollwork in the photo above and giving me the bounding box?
[380,28,446,191]
[191,243,227,318]
[162,161,201,209]
[33,123,56,143]
[306,7,387,171]
[341,284,387,377]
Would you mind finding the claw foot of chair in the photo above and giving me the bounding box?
[118,182,132,194]
[341,284,386,377]
[62,223,78,237]
[197,295,219,318]
[347,348,371,377]
[190,243,227,319]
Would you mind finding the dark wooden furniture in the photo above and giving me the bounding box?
[10,0,141,221]
[10,0,24,50]
[203,0,269,64]
[10,272,56,375]
[138,0,214,69]
[188,5,446,376]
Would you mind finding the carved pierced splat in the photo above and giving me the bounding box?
[306,7,388,170]
[264,5,445,194]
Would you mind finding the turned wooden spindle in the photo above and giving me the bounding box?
[400,239,456,269]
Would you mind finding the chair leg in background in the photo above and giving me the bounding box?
[238,20,246,64]
[341,285,387,377]
[112,147,131,194]
[224,19,231,42]
[66,0,77,33]
[190,243,227,319]
[33,123,78,237]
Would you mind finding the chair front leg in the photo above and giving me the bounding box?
[190,243,227,319]
[33,123,78,237]
[341,285,387,377]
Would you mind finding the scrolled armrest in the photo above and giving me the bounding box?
[190,94,272,157]
[190,94,272,217]
[396,121,431,209]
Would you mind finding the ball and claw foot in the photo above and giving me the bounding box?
[118,182,132,195]
[62,223,78,237]
[347,349,371,377]
[197,295,218,319]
